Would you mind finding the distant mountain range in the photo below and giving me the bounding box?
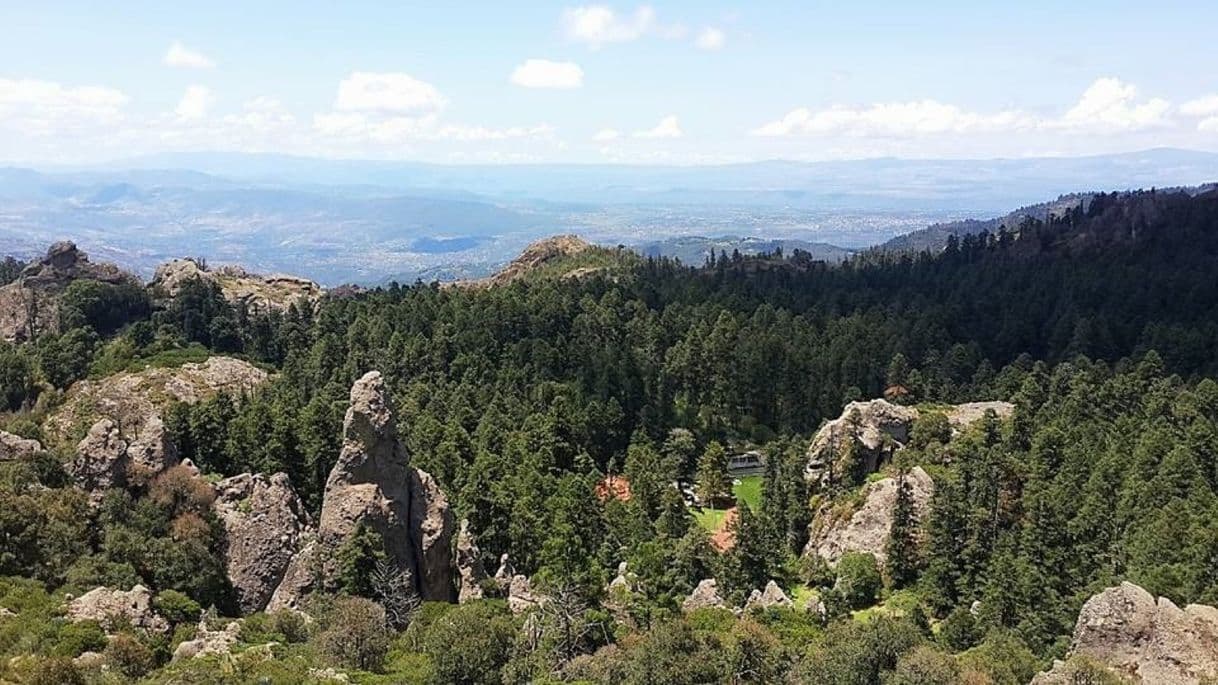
[3,148,1216,284]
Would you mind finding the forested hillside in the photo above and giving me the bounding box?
[3,187,1218,683]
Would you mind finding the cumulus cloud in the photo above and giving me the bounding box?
[334,71,447,114]
[753,78,1170,138]
[563,5,656,47]
[0,77,129,138]
[695,27,725,50]
[510,59,584,89]
[634,114,682,138]
[592,128,620,141]
[175,85,214,120]
[1182,95,1218,118]
[1199,117,1218,133]
[1053,77,1169,132]
[164,41,215,69]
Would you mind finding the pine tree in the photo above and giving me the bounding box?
[885,468,919,588]
[695,441,731,507]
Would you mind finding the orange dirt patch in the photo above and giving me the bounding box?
[595,474,632,502]
[710,507,738,552]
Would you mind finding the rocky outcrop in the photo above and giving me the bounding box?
[66,585,169,634]
[805,399,1013,487]
[270,371,456,608]
[455,520,487,604]
[805,400,918,487]
[944,401,1014,430]
[508,574,545,614]
[0,430,41,461]
[1033,582,1218,684]
[172,619,244,661]
[683,579,729,612]
[745,581,794,611]
[805,466,935,566]
[0,242,138,341]
[44,356,269,459]
[67,419,130,497]
[151,258,322,313]
[212,472,312,614]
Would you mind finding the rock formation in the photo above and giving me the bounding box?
[151,258,323,312]
[1033,582,1218,684]
[508,574,544,614]
[805,399,1013,487]
[805,466,935,566]
[0,430,41,461]
[212,472,313,614]
[67,419,131,498]
[683,578,729,612]
[0,242,138,341]
[270,371,455,608]
[44,356,269,461]
[172,619,244,661]
[745,581,794,611]
[66,585,169,634]
[455,519,487,604]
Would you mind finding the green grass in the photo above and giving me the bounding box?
[693,476,763,531]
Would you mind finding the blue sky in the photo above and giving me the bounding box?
[2,1,1218,164]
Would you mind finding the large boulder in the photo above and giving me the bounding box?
[508,574,545,614]
[745,581,794,611]
[271,371,455,607]
[0,430,41,461]
[805,466,935,566]
[67,419,130,498]
[0,242,138,341]
[213,472,313,614]
[66,585,169,634]
[1033,582,1218,684]
[683,579,728,612]
[151,258,323,313]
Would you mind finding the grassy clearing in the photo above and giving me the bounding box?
[694,476,763,530]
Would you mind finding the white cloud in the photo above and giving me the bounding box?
[175,85,213,120]
[1199,117,1218,133]
[753,78,1170,138]
[334,71,446,114]
[164,41,215,69]
[1182,95,1218,118]
[634,114,682,138]
[592,128,620,141]
[510,59,584,89]
[1054,77,1169,132]
[563,5,656,47]
[695,27,725,50]
[0,78,129,138]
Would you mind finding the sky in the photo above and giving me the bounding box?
[2,0,1218,165]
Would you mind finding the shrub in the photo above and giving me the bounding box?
[418,601,515,685]
[313,596,390,672]
[834,552,882,610]
[51,620,107,658]
[18,656,85,685]
[104,632,155,679]
[154,589,202,628]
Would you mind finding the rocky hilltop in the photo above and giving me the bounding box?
[1033,582,1218,684]
[151,258,322,312]
[269,371,456,609]
[0,241,138,341]
[452,234,606,289]
[44,356,270,498]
